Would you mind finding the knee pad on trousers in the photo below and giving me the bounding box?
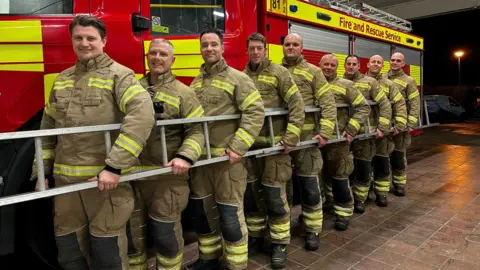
[332,178,353,204]
[374,156,390,179]
[150,219,178,258]
[244,182,258,213]
[55,232,89,270]
[91,235,122,270]
[190,198,212,234]
[299,176,320,206]
[217,203,242,243]
[354,159,371,185]
[263,185,287,218]
[390,150,405,171]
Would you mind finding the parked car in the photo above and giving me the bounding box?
[423,95,466,123]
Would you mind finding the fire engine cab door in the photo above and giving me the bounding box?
[289,21,349,77]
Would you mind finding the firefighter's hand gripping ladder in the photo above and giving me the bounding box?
[0,100,438,207]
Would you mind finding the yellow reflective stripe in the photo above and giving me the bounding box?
[247,224,266,232]
[393,175,407,184]
[374,91,386,102]
[320,119,335,130]
[393,92,403,102]
[333,205,354,215]
[284,84,299,101]
[116,134,143,157]
[156,252,182,267]
[225,243,248,255]
[211,79,235,95]
[121,166,161,174]
[304,219,323,227]
[408,90,419,100]
[330,85,346,96]
[408,115,418,124]
[191,81,202,89]
[302,123,315,131]
[224,254,248,264]
[88,78,113,90]
[293,68,313,82]
[35,149,54,162]
[379,117,390,125]
[315,84,329,100]
[202,147,225,157]
[287,123,301,137]
[53,164,103,177]
[258,75,278,86]
[352,94,365,106]
[395,116,407,125]
[236,128,254,147]
[270,221,290,232]
[348,118,360,131]
[302,210,323,219]
[120,85,145,112]
[239,91,261,111]
[44,105,56,119]
[199,244,222,254]
[186,105,204,118]
[198,234,222,246]
[255,136,282,144]
[53,80,74,90]
[183,138,202,156]
[154,92,180,109]
[129,251,147,265]
[354,82,370,89]
[380,85,389,94]
[394,79,407,87]
[246,217,265,224]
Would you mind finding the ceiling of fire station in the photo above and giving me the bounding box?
[332,0,480,20]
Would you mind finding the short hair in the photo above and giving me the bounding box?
[69,15,107,40]
[199,28,224,45]
[246,32,267,49]
[345,54,360,64]
[150,38,174,53]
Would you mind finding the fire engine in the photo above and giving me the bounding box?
[0,0,424,267]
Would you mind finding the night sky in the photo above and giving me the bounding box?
[411,9,480,87]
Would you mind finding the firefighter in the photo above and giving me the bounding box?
[319,54,370,230]
[365,55,407,206]
[242,32,305,269]
[126,39,205,270]
[343,55,392,213]
[386,52,421,196]
[188,28,265,270]
[31,15,155,270]
[281,33,337,250]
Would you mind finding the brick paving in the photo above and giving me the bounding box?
[177,144,480,270]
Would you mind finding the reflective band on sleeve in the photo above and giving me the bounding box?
[287,123,301,137]
[44,104,56,119]
[379,117,390,125]
[239,90,261,111]
[374,91,386,102]
[284,84,299,101]
[393,92,403,102]
[115,134,143,157]
[211,79,235,95]
[235,128,254,147]
[395,116,407,125]
[408,90,419,100]
[183,138,202,156]
[330,85,346,96]
[380,85,389,94]
[394,79,407,87]
[154,92,181,109]
[348,118,360,131]
[191,81,202,89]
[320,119,335,130]
[314,84,329,100]
[53,164,103,177]
[186,105,204,118]
[408,115,418,124]
[352,94,365,106]
[120,84,145,113]
[34,149,54,162]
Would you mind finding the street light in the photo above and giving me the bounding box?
[454,50,464,85]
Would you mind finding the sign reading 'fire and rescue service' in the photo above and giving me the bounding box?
[266,0,423,50]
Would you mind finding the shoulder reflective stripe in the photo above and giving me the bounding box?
[354,82,370,89]
[380,85,389,94]
[53,164,103,177]
[44,104,56,119]
[302,124,315,131]
[330,85,346,96]
[115,134,143,157]
[255,136,282,144]
[314,84,329,100]
[191,81,202,89]
[408,115,418,124]
[284,84,299,101]
[53,80,74,90]
[348,118,360,131]
[320,119,335,130]
[393,92,403,102]
[394,79,407,87]
[374,91,386,102]
[293,68,313,82]
[408,90,419,100]
[88,78,113,90]
[186,105,204,118]
[157,253,183,267]
[395,116,407,125]
[120,85,145,113]
[379,117,390,125]
[287,123,301,137]
[236,128,254,147]
[258,75,278,87]
[154,92,181,109]
[352,94,365,106]
[202,147,225,157]
[239,90,261,111]
[183,138,202,156]
[211,79,235,95]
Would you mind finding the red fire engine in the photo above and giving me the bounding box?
[0,0,424,267]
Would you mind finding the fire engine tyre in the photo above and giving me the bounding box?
[0,132,61,268]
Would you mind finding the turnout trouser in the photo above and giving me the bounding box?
[351,138,376,203]
[391,131,412,189]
